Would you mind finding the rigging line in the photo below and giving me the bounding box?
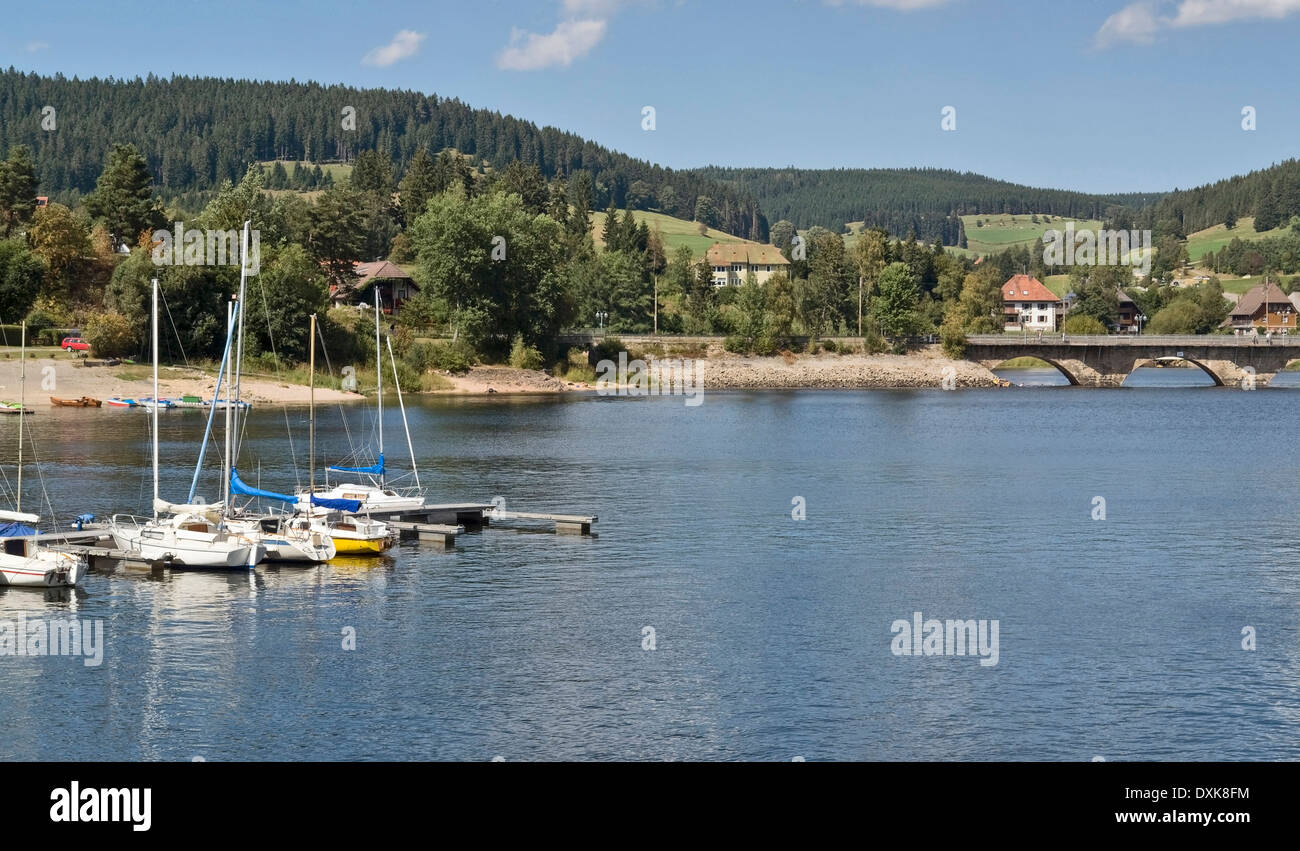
[255,268,302,488]
[158,286,191,368]
[314,318,358,458]
[19,421,58,524]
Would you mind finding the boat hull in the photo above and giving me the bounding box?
[110,529,261,568]
[0,552,83,588]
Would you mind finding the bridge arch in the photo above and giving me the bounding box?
[987,356,1080,385]
[1131,356,1223,386]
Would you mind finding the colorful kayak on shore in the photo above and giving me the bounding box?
[106,397,136,408]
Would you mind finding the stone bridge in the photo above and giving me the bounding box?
[965,334,1300,387]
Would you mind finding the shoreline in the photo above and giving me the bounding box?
[0,347,1003,407]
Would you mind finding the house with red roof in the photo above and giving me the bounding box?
[1002,274,1064,332]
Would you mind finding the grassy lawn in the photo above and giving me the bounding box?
[258,160,352,182]
[961,214,1104,255]
[592,209,756,257]
[1184,216,1291,262]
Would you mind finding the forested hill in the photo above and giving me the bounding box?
[692,166,1163,243]
[1148,159,1300,234]
[0,69,768,240]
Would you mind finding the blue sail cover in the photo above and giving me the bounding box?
[327,453,384,476]
[310,495,363,513]
[0,522,38,537]
[230,468,295,503]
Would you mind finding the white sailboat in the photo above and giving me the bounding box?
[1,510,83,587]
[298,289,425,514]
[0,323,84,588]
[216,228,337,563]
[108,276,263,568]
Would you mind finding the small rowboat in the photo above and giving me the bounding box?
[0,401,34,415]
[106,397,137,408]
[50,396,102,407]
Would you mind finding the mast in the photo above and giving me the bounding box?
[16,321,24,512]
[374,287,383,487]
[231,221,250,468]
[223,298,234,509]
[387,336,420,492]
[152,279,160,519]
[309,313,316,494]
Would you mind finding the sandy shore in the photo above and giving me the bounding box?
[0,358,364,408]
[0,346,1001,407]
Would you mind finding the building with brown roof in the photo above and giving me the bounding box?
[706,243,789,287]
[329,260,420,314]
[1001,274,1064,332]
[1223,281,1295,332]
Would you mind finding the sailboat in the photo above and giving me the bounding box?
[204,235,338,564]
[299,289,425,514]
[107,277,264,568]
[289,311,393,555]
[0,323,85,588]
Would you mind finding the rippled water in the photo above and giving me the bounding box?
[3,387,1299,761]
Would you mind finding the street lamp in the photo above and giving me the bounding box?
[1137,313,1147,335]
[596,311,608,334]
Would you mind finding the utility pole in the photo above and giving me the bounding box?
[653,275,658,336]
[858,275,863,337]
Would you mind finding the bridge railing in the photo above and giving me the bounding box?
[964,334,1300,347]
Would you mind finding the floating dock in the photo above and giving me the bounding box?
[368,502,598,537]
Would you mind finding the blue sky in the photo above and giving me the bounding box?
[4,0,1299,194]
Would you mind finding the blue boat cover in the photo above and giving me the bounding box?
[0,522,38,536]
[327,453,383,476]
[230,468,295,503]
[310,495,363,513]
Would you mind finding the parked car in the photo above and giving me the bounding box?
[61,337,90,352]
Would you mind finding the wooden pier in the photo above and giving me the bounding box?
[382,520,464,548]
[369,502,598,537]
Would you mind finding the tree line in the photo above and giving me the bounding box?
[0,69,768,241]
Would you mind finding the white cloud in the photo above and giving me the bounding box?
[25,41,49,53]
[362,30,427,67]
[1096,0,1300,46]
[1096,1,1163,45]
[498,19,608,70]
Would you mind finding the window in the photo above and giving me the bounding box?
[1037,315,1047,323]
[732,264,742,272]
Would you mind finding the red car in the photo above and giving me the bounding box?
[61,337,89,352]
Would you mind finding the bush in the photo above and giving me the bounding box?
[753,334,777,356]
[864,329,889,354]
[723,335,746,353]
[591,337,627,364]
[1061,315,1107,335]
[508,335,544,370]
[83,311,139,358]
[940,325,968,358]
[424,340,476,374]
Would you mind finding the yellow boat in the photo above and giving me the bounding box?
[314,515,393,556]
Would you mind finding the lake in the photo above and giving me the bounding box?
[2,386,1299,761]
